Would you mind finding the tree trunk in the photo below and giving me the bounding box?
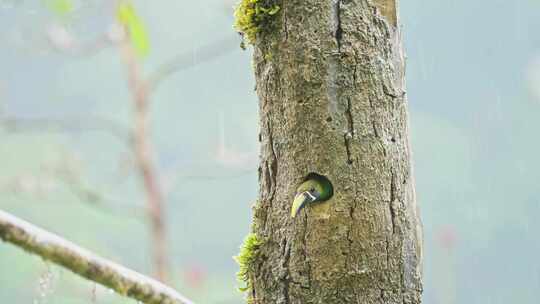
[249,0,422,303]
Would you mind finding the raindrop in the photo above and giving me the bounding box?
[33,263,57,304]
[91,283,97,303]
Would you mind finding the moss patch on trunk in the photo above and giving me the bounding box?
[234,233,261,296]
[233,0,280,48]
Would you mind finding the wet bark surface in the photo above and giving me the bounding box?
[249,0,422,303]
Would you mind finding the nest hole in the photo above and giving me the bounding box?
[304,172,334,200]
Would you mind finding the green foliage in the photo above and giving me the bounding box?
[116,1,150,57]
[233,0,280,48]
[234,233,261,293]
[44,0,74,16]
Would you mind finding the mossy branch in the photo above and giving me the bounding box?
[0,209,194,304]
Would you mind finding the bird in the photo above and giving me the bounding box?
[290,173,333,218]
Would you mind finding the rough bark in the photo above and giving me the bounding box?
[0,210,193,304]
[250,0,422,303]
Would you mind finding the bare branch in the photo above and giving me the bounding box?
[148,36,240,92]
[0,209,195,304]
[0,115,131,144]
[60,177,146,219]
[163,169,256,195]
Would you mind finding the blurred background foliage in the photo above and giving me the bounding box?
[0,0,539,303]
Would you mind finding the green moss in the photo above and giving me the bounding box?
[233,0,280,48]
[264,52,274,61]
[234,233,261,294]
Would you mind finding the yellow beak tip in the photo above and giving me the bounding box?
[290,193,308,218]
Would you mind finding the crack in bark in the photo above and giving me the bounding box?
[347,204,354,253]
[372,120,380,138]
[266,120,278,203]
[333,0,343,51]
[283,8,289,42]
[261,201,269,234]
[380,288,386,304]
[346,215,354,272]
[250,272,257,304]
[368,97,383,142]
[345,175,358,281]
[344,98,354,164]
[343,134,353,164]
[345,98,355,131]
[352,56,358,84]
[389,169,397,234]
[385,236,391,270]
[281,238,292,304]
[301,212,312,289]
[383,84,400,99]
[389,169,407,294]
[264,161,272,195]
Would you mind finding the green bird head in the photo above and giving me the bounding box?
[291,173,333,218]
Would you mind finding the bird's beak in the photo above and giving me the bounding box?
[291,191,317,218]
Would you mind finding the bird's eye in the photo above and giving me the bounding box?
[310,187,315,192]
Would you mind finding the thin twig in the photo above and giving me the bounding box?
[0,115,131,144]
[119,29,170,282]
[147,36,240,92]
[163,169,255,195]
[60,178,146,220]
